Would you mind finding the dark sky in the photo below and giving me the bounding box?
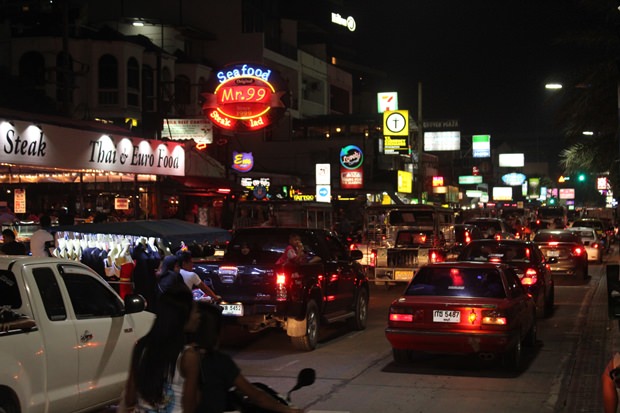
[346,0,591,155]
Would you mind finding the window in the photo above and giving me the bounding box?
[504,267,525,298]
[406,267,506,298]
[175,75,191,105]
[142,65,155,111]
[98,54,119,105]
[19,51,46,88]
[56,51,74,103]
[62,272,123,319]
[127,57,140,107]
[0,271,22,309]
[33,267,66,321]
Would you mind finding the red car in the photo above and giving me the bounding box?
[386,262,537,370]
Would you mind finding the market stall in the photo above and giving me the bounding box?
[52,219,231,308]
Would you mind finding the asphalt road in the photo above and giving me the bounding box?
[97,249,614,412]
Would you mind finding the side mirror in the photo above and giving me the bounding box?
[124,294,146,314]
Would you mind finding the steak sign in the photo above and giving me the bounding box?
[201,63,287,132]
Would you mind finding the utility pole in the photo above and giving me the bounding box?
[417,82,424,203]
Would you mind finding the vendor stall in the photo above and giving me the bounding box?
[52,219,231,309]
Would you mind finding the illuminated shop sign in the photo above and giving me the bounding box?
[0,120,184,176]
[459,175,483,184]
[201,63,287,132]
[240,177,270,188]
[331,12,356,31]
[472,134,491,158]
[501,172,527,186]
[339,145,363,169]
[231,152,254,173]
[432,176,444,187]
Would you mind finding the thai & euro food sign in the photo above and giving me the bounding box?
[201,63,287,132]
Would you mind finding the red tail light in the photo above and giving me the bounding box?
[349,243,357,251]
[275,272,288,301]
[521,268,538,285]
[482,309,507,325]
[592,242,600,249]
[494,233,501,240]
[572,247,584,256]
[464,231,471,244]
[370,250,377,267]
[389,306,414,322]
[430,251,443,263]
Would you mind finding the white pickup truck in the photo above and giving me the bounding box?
[0,256,155,413]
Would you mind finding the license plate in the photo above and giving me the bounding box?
[547,250,560,257]
[394,270,414,281]
[433,310,460,323]
[221,303,244,316]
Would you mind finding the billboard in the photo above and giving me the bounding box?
[472,134,490,158]
[499,153,525,167]
[492,186,513,201]
[424,131,461,151]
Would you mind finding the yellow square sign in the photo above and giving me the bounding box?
[383,110,409,136]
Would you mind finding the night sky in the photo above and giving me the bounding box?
[345,0,595,161]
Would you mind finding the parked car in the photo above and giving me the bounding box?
[533,229,588,280]
[464,217,515,240]
[567,226,603,264]
[456,239,554,317]
[385,261,537,371]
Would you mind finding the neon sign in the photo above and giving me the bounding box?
[202,63,287,132]
[231,151,254,173]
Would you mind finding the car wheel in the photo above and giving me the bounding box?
[291,300,319,351]
[0,390,18,413]
[392,348,412,363]
[347,287,369,331]
[503,337,522,372]
[524,316,537,347]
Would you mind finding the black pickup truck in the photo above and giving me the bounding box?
[193,227,370,350]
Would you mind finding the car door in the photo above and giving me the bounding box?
[57,264,142,410]
[503,267,534,333]
[25,264,79,413]
[322,233,357,314]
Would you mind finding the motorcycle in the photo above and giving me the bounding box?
[226,368,316,412]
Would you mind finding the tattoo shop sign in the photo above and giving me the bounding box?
[0,120,185,176]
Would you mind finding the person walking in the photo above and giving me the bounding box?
[157,255,185,296]
[120,284,201,413]
[193,301,304,413]
[30,214,54,257]
[1,229,27,255]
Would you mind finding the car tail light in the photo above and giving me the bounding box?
[389,306,414,322]
[349,243,357,251]
[521,268,538,285]
[468,309,477,325]
[370,250,377,267]
[464,231,471,244]
[549,241,559,246]
[275,271,288,301]
[572,247,584,256]
[430,250,443,263]
[592,242,600,249]
[494,233,501,240]
[481,309,507,325]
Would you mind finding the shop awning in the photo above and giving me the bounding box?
[53,219,231,245]
[169,176,244,193]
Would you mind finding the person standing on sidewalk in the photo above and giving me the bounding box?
[602,352,620,413]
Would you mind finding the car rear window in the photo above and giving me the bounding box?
[0,271,22,309]
[405,267,506,298]
[534,232,580,243]
[569,229,595,239]
[459,243,530,262]
[573,220,603,229]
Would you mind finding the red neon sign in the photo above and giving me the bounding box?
[202,64,287,132]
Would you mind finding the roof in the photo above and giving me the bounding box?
[53,219,231,246]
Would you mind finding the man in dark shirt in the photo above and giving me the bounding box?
[1,229,27,255]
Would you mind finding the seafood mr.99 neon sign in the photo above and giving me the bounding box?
[201,63,287,132]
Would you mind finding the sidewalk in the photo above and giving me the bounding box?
[558,257,619,412]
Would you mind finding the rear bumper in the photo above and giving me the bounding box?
[385,327,518,354]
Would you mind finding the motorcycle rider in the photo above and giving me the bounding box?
[192,302,304,413]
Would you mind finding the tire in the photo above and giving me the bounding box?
[291,300,319,351]
[0,390,18,413]
[392,348,412,363]
[347,287,369,331]
[524,317,537,347]
[503,337,522,372]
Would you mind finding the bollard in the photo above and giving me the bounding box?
[606,264,620,319]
